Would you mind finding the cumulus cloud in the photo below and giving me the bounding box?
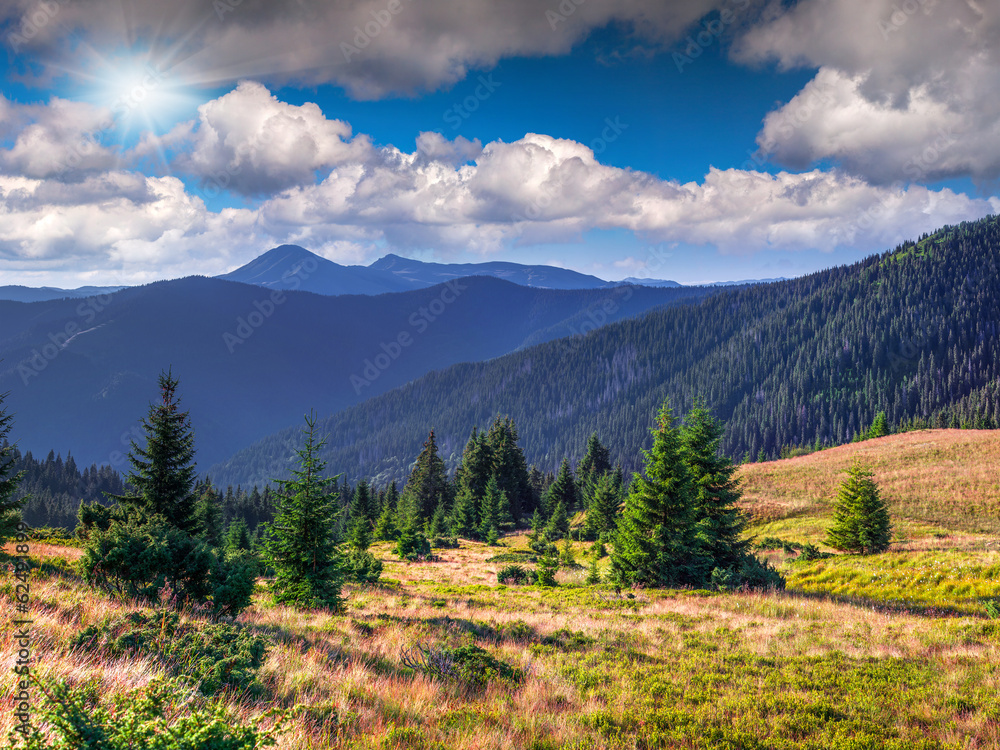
[168,80,372,195]
[0,0,721,99]
[1,84,997,285]
[735,0,1000,184]
[0,96,119,179]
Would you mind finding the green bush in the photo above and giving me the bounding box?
[401,643,524,691]
[430,536,460,549]
[497,564,534,585]
[73,610,270,696]
[11,678,278,749]
[485,551,537,564]
[341,548,383,584]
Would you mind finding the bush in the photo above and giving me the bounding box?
[11,678,278,749]
[341,548,383,584]
[430,536,460,549]
[497,565,534,585]
[400,643,524,691]
[485,551,537,564]
[395,525,432,561]
[73,610,270,696]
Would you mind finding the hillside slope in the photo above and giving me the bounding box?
[0,276,707,467]
[738,429,1000,537]
[211,216,1000,487]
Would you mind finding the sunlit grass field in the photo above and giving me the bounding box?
[3,429,1000,748]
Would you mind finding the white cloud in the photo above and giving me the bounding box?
[0,0,721,99]
[735,0,1000,184]
[170,81,372,195]
[0,96,119,178]
[2,84,998,286]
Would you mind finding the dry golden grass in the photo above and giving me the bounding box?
[5,430,1000,748]
[738,429,1000,536]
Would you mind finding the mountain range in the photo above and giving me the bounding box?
[209,217,1000,488]
[1,246,783,302]
[0,274,711,468]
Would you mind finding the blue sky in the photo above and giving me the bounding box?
[0,0,997,286]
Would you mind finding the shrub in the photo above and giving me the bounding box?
[10,678,278,749]
[430,536,460,549]
[341,549,383,584]
[400,643,524,690]
[486,552,537,564]
[395,525,432,561]
[497,565,534,586]
[73,610,270,696]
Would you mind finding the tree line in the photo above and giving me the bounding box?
[211,215,1000,489]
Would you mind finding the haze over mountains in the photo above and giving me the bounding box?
[0,246,789,303]
[210,217,1000,488]
[0,272,711,468]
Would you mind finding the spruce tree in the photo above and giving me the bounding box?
[680,404,751,570]
[477,476,512,543]
[405,430,450,522]
[582,470,623,540]
[193,481,224,548]
[112,371,198,533]
[486,416,533,520]
[610,401,708,588]
[543,458,581,516]
[374,482,400,541]
[0,390,26,543]
[223,517,253,555]
[826,462,893,555]
[543,500,569,541]
[577,433,612,508]
[262,413,343,610]
[868,412,889,439]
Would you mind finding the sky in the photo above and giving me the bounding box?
[0,0,998,287]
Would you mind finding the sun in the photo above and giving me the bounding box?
[79,52,199,140]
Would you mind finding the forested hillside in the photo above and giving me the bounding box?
[212,216,1000,487]
[0,275,709,467]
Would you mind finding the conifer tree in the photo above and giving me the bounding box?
[405,430,450,521]
[193,480,224,548]
[79,375,254,615]
[262,413,343,610]
[826,462,893,555]
[0,390,26,543]
[112,371,198,533]
[223,517,253,555]
[543,458,581,516]
[351,480,375,525]
[486,416,533,519]
[543,500,570,541]
[374,482,400,540]
[868,412,889,439]
[577,433,612,508]
[477,476,512,543]
[610,401,708,588]
[680,404,751,570]
[582,470,623,540]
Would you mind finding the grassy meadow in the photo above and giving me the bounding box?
[4,429,1000,749]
